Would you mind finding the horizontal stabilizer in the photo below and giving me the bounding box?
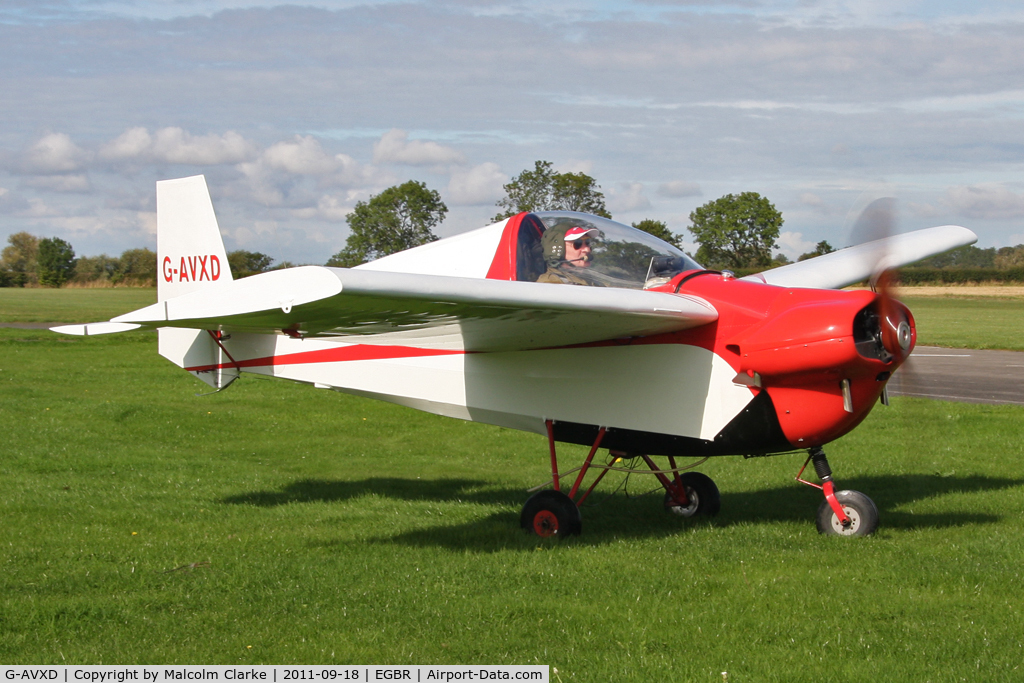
[744,225,978,290]
[50,322,142,336]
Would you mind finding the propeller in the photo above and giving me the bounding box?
[849,197,914,365]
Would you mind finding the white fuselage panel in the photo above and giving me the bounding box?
[203,334,754,441]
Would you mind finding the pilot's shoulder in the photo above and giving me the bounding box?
[536,269,569,284]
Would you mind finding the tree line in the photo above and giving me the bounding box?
[5,161,1023,287]
[0,232,284,288]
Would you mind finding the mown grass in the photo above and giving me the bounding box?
[2,326,1023,680]
[0,288,156,323]
[902,296,1024,351]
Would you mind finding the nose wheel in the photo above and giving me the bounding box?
[816,490,878,536]
[798,448,879,536]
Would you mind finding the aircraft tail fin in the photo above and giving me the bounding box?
[157,175,233,302]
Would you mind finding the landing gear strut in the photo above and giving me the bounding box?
[520,421,719,537]
[797,447,878,536]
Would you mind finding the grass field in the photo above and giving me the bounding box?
[901,296,1024,351]
[0,288,156,323]
[2,305,1024,678]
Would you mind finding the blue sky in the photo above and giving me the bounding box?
[3,0,1024,264]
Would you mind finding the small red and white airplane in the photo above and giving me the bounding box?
[54,176,977,537]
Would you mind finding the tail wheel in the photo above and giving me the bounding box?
[664,472,720,518]
[816,490,879,536]
[520,490,581,537]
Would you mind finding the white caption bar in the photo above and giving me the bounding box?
[2,667,547,683]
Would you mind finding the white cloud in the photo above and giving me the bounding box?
[313,193,355,222]
[101,127,258,165]
[22,133,90,173]
[793,192,846,216]
[446,162,507,206]
[100,127,153,160]
[554,160,594,175]
[152,128,257,165]
[372,129,466,167]
[657,181,702,199]
[20,198,61,218]
[607,182,651,212]
[233,136,377,209]
[775,230,818,259]
[906,201,941,219]
[0,187,29,214]
[798,192,825,208]
[138,211,157,236]
[941,184,1024,220]
[231,220,283,247]
[261,136,343,176]
[23,174,91,193]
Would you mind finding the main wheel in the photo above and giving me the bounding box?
[816,490,879,536]
[664,472,721,518]
[520,490,582,537]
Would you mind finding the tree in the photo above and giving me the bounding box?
[37,237,76,287]
[995,244,1024,269]
[687,192,782,269]
[798,240,836,262]
[631,219,684,249]
[74,254,121,283]
[1,232,40,287]
[916,245,995,268]
[327,181,447,267]
[493,160,611,221]
[115,248,157,285]
[228,250,275,278]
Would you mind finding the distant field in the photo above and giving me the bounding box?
[901,296,1024,350]
[2,323,1023,677]
[0,288,156,323]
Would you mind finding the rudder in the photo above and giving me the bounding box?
[157,175,233,302]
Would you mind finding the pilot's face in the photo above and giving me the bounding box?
[564,238,592,268]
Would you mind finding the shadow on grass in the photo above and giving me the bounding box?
[222,473,1023,551]
[221,477,525,508]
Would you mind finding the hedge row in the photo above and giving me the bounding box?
[893,267,1024,285]
[723,266,1024,284]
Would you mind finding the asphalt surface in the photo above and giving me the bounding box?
[5,324,1022,406]
[889,346,1024,406]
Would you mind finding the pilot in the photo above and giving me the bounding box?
[536,224,600,285]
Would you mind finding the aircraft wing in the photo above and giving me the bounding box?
[55,266,718,352]
[742,225,978,289]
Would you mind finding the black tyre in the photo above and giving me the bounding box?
[816,490,879,536]
[520,490,582,537]
[664,472,721,518]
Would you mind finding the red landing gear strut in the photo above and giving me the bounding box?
[796,447,879,536]
[519,420,721,537]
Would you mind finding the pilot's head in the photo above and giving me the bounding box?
[542,222,599,268]
[562,226,597,268]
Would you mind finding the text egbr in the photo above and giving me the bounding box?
[163,255,221,283]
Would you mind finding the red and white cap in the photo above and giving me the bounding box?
[564,226,598,241]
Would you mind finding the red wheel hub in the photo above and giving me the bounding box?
[665,482,690,508]
[532,510,559,537]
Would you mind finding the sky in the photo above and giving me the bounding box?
[3,0,1024,265]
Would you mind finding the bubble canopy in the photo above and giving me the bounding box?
[533,211,703,289]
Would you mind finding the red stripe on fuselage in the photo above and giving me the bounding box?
[185,344,464,373]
